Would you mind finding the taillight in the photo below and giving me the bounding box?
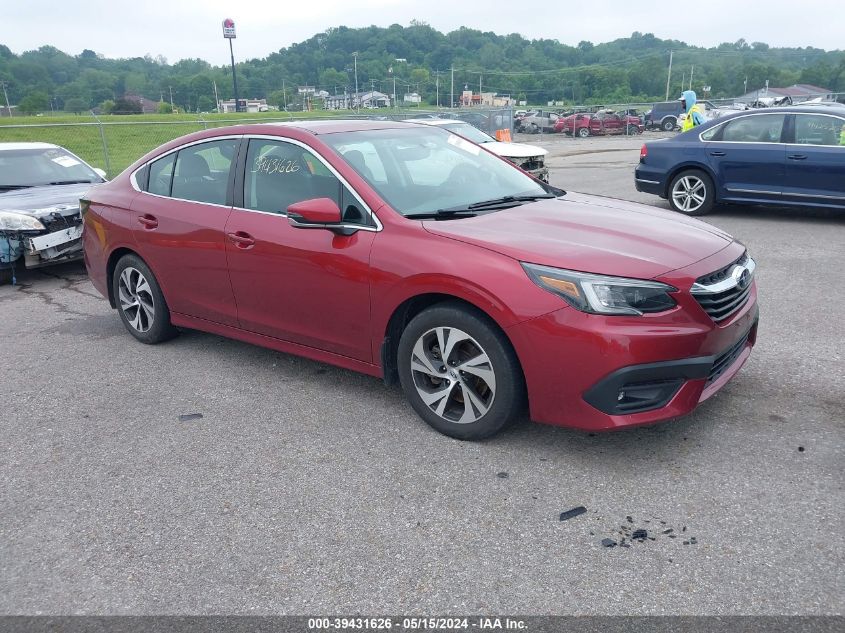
[639,144,648,162]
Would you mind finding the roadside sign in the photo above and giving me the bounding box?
[222,19,236,39]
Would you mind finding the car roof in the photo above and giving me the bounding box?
[256,119,413,134]
[404,118,464,126]
[0,142,61,151]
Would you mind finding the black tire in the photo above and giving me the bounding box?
[577,126,590,138]
[626,124,640,135]
[112,253,177,344]
[397,302,525,440]
[661,117,677,131]
[668,169,715,216]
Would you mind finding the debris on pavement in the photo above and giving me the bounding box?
[559,506,587,522]
[601,538,617,548]
[496,471,509,479]
[178,413,203,422]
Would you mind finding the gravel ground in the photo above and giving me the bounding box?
[0,133,842,615]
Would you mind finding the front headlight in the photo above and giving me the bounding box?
[0,211,46,232]
[522,262,677,315]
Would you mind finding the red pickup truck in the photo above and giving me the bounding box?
[555,110,644,137]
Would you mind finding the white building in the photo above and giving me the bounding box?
[218,98,269,113]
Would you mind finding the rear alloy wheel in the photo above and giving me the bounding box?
[577,126,590,138]
[669,169,715,216]
[113,254,177,344]
[661,117,677,132]
[398,303,524,440]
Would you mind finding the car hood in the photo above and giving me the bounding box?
[0,183,95,217]
[482,141,548,158]
[423,192,734,279]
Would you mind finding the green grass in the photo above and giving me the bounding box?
[0,109,432,177]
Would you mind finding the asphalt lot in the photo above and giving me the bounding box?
[1,132,843,615]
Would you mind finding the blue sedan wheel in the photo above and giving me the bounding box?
[669,169,715,216]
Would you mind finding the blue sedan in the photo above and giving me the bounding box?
[635,105,845,215]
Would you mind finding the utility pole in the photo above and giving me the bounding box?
[450,66,454,109]
[479,73,482,96]
[436,71,440,108]
[665,50,674,101]
[282,78,287,111]
[213,80,220,112]
[169,86,174,109]
[0,81,10,117]
[352,52,359,112]
[222,19,240,112]
[689,65,694,91]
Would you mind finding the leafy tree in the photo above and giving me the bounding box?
[19,91,49,114]
[113,98,142,114]
[64,97,88,113]
[156,101,173,114]
[100,99,115,114]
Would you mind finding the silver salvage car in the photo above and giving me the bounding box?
[0,142,106,283]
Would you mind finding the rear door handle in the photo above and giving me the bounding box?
[137,214,158,229]
[708,151,726,157]
[787,154,808,160]
[227,231,255,249]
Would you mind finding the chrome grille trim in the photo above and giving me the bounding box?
[691,252,755,322]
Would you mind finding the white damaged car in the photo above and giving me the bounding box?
[0,142,106,283]
[405,118,549,182]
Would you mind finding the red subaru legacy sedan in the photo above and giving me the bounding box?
[82,120,758,440]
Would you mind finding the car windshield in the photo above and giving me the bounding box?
[439,122,495,144]
[0,147,102,188]
[325,126,554,217]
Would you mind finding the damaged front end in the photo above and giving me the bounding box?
[0,204,84,272]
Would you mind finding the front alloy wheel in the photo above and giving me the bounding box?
[397,303,524,440]
[410,326,496,424]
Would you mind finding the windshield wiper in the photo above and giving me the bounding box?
[465,193,556,209]
[405,209,481,220]
[46,179,96,186]
[405,193,559,220]
[0,185,33,192]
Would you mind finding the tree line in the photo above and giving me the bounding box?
[1,23,843,114]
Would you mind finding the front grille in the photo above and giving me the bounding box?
[691,252,755,322]
[707,330,751,385]
[515,157,544,171]
[39,211,82,233]
[696,252,749,286]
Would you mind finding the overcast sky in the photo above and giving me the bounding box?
[5,0,843,66]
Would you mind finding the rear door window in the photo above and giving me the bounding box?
[170,139,238,205]
[794,114,845,146]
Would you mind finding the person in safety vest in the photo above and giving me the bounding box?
[680,90,706,131]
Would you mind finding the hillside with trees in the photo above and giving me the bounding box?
[1,23,843,113]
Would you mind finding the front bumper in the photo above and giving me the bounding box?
[506,263,759,431]
[0,223,83,268]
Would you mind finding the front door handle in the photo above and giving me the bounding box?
[787,154,808,160]
[137,214,158,229]
[708,151,726,157]
[227,231,255,249]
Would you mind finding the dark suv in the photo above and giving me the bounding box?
[644,101,683,131]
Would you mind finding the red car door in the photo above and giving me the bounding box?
[131,138,240,326]
[224,137,377,362]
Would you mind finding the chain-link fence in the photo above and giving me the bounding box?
[0,108,517,178]
[0,115,306,178]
